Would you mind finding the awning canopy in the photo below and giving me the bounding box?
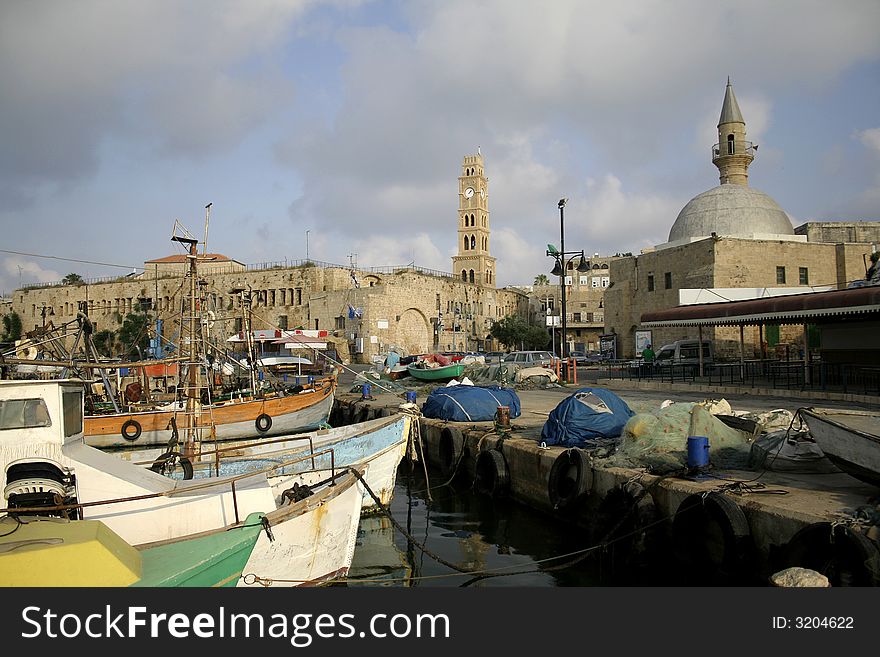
[641,285,880,327]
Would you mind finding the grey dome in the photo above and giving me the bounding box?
[668,185,793,242]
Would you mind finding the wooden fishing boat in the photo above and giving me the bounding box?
[84,376,336,449]
[0,512,265,587]
[407,363,464,382]
[800,407,880,487]
[0,379,364,587]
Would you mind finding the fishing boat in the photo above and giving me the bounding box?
[406,356,464,381]
[83,376,336,449]
[800,408,880,488]
[0,379,364,587]
[0,512,265,587]
[79,228,337,450]
[122,413,413,512]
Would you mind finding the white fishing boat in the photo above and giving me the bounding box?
[122,413,413,512]
[0,379,364,587]
[800,407,880,488]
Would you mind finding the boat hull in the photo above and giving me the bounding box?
[84,379,335,448]
[801,408,880,487]
[406,364,464,381]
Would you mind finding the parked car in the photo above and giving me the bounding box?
[569,350,604,365]
[502,350,558,368]
[484,351,506,363]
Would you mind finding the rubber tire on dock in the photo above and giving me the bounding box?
[781,522,880,587]
[548,449,592,510]
[672,492,752,580]
[121,419,142,442]
[438,427,465,479]
[255,413,272,433]
[474,449,510,498]
[595,481,657,554]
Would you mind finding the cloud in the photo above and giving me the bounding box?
[857,128,880,154]
[1,257,61,295]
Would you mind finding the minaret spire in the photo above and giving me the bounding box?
[713,79,754,186]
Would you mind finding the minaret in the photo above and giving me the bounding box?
[451,151,496,288]
[712,78,756,186]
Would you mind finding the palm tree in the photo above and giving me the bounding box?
[533,274,550,287]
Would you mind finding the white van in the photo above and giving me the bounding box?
[654,340,713,366]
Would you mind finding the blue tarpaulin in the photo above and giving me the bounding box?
[421,385,521,422]
[540,387,634,447]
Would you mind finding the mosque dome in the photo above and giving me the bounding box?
[668,184,794,242]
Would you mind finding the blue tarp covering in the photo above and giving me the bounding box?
[540,387,634,447]
[421,385,521,422]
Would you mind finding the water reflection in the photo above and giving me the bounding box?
[347,464,603,587]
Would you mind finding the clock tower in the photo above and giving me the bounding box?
[451,151,496,288]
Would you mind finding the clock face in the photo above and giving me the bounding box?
[464,187,474,198]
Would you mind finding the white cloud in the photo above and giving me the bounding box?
[857,128,880,154]
[1,257,61,295]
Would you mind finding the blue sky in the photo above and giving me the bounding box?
[2,0,879,295]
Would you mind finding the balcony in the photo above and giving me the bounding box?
[712,140,755,162]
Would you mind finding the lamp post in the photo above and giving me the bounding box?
[546,198,589,360]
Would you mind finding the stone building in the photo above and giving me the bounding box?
[604,80,880,359]
[4,153,529,363]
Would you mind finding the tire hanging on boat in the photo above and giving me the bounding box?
[780,522,880,586]
[120,419,142,442]
[255,413,272,433]
[672,492,752,580]
[149,451,194,480]
[474,449,510,498]
[548,448,592,510]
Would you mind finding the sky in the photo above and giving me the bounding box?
[2,0,879,296]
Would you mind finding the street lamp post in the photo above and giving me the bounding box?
[546,198,589,360]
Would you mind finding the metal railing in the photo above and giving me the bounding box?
[712,140,756,161]
[602,358,880,397]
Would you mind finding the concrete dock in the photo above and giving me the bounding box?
[332,368,880,584]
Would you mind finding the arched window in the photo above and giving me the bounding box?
[601,263,609,269]
[461,270,467,281]
[470,213,475,226]
[469,270,475,284]
[464,236,469,250]
[727,134,734,155]
[470,235,476,250]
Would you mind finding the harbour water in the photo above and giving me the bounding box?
[345,462,680,587]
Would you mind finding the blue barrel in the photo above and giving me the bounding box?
[361,383,372,399]
[687,436,710,469]
[405,391,417,404]
[307,375,315,385]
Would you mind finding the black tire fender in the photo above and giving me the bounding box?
[595,481,657,552]
[121,419,142,442]
[255,413,272,433]
[672,492,752,576]
[781,522,880,586]
[438,427,465,478]
[548,448,592,510]
[149,451,194,480]
[474,449,510,498]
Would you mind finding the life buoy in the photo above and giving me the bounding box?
[474,449,509,498]
[548,448,592,510]
[438,427,465,478]
[149,451,194,480]
[781,522,880,587]
[255,413,272,433]
[672,492,752,580]
[121,419,142,441]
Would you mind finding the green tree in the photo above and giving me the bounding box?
[489,315,531,350]
[117,311,151,360]
[524,325,551,350]
[62,273,84,285]
[1,312,23,342]
[92,329,117,357]
[533,274,550,287]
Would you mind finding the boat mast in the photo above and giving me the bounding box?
[171,232,201,459]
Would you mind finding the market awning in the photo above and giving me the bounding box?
[641,285,880,327]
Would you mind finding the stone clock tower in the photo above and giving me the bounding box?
[451,151,496,288]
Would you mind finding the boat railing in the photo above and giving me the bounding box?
[0,447,347,526]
